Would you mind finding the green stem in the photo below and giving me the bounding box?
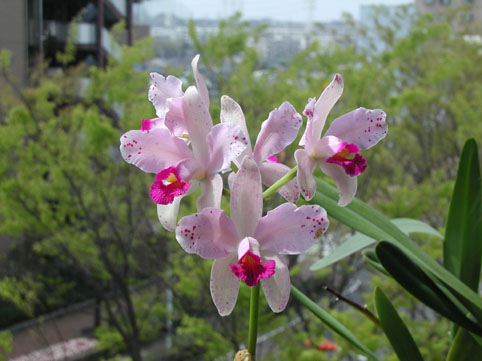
[262,166,297,200]
[247,283,260,358]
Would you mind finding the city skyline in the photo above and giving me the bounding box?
[137,0,414,23]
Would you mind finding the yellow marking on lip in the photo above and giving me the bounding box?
[166,173,178,183]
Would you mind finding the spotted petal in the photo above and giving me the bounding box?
[210,254,240,316]
[207,123,248,174]
[325,108,387,150]
[120,128,192,173]
[253,102,303,163]
[148,73,183,118]
[175,207,239,259]
[260,253,291,313]
[255,203,328,254]
[294,149,317,201]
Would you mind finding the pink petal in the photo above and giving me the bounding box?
[311,74,344,142]
[230,157,263,239]
[220,95,252,165]
[191,55,210,109]
[148,73,183,117]
[294,149,317,201]
[260,253,291,313]
[320,162,357,206]
[157,196,184,232]
[120,128,192,173]
[255,203,328,254]
[299,98,316,149]
[197,173,223,211]
[207,123,249,173]
[253,102,303,163]
[211,254,241,316]
[164,97,188,137]
[324,108,388,150]
[140,117,165,131]
[311,135,344,159]
[175,207,239,258]
[259,161,299,203]
[182,86,213,165]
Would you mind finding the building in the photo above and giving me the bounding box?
[0,0,138,85]
[415,0,482,27]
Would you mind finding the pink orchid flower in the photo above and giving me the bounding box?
[144,55,209,137]
[175,157,328,315]
[295,74,387,206]
[220,96,302,202]
[121,58,248,231]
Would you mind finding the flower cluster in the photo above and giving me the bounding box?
[120,56,387,315]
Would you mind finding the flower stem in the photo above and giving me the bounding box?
[262,166,297,200]
[247,283,260,359]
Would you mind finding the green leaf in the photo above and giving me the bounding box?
[444,138,482,292]
[375,241,482,336]
[446,328,482,361]
[291,285,381,361]
[362,249,390,276]
[374,287,424,361]
[310,232,375,270]
[312,177,482,323]
[391,218,443,238]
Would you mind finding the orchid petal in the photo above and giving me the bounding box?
[227,171,236,192]
[197,173,223,211]
[312,135,344,159]
[220,95,252,165]
[311,74,344,142]
[299,98,317,149]
[191,55,210,109]
[230,157,262,239]
[253,102,303,163]
[148,73,183,117]
[320,162,357,206]
[325,108,388,150]
[259,161,299,202]
[175,207,239,258]
[182,86,213,165]
[255,203,328,254]
[120,128,192,173]
[294,149,317,201]
[164,97,188,137]
[207,123,249,173]
[157,196,183,232]
[211,254,240,316]
[260,253,291,313]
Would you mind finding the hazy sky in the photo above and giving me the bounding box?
[140,0,413,22]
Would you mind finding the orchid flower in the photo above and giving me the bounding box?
[120,58,248,231]
[175,156,328,315]
[295,74,387,206]
[220,96,302,202]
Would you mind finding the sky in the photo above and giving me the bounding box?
[138,0,414,23]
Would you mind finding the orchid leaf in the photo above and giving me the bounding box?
[391,218,443,239]
[446,328,482,361]
[443,138,481,293]
[362,249,389,276]
[310,232,375,270]
[311,177,482,323]
[374,287,424,361]
[291,285,381,361]
[310,218,441,271]
[375,241,482,336]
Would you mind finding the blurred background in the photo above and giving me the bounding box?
[0,0,480,360]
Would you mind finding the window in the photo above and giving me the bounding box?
[440,0,451,5]
[424,0,435,4]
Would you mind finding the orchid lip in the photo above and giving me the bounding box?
[149,166,191,205]
[326,142,367,176]
[230,250,275,287]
